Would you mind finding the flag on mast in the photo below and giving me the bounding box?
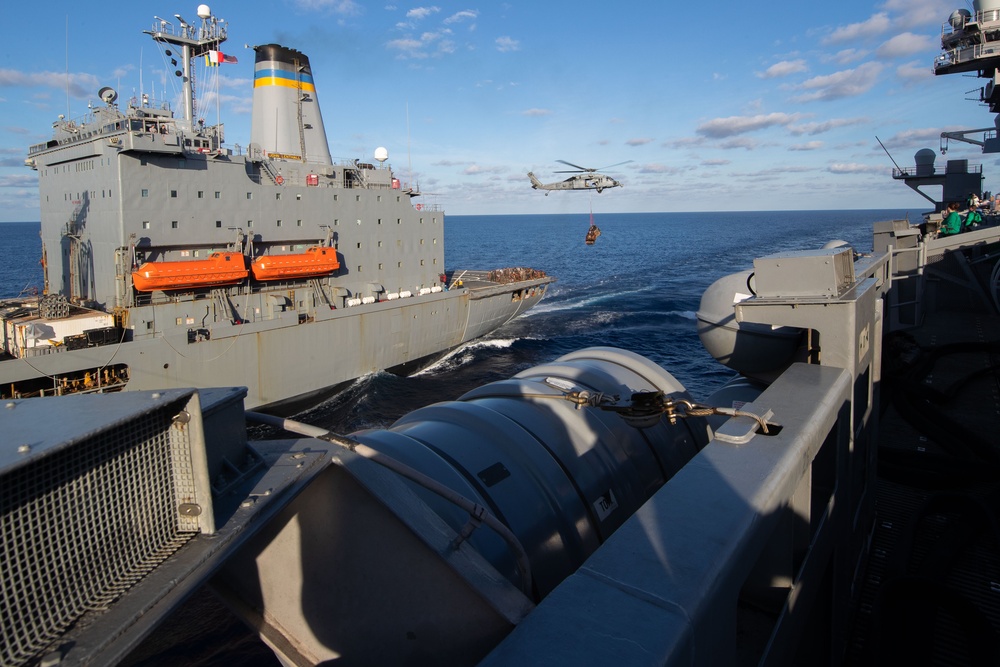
[205,50,238,66]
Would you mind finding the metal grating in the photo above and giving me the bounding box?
[0,399,201,667]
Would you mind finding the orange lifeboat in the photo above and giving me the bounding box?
[131,251,248,291]
[251,246,341,281]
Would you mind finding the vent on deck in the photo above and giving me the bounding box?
[0,389,214,667]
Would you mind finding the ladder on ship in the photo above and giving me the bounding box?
[310,279,334,310]
[212,289,244,324]
[259,158,281,185]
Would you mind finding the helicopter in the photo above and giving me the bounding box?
[527,160,632,194]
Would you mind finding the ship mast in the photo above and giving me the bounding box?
[145,6,227,129]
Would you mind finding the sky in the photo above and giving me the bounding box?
[0,0,995,220]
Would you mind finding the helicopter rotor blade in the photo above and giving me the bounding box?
[555,160,592,172]
[595,160,634,171]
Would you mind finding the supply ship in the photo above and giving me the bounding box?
[4,4,1000,667]
[2,5,551,410]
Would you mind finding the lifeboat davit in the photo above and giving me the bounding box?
[131,251,248,291]
[251,246,340,281]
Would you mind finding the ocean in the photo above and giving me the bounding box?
[0,209,916,664]
[0,209,914,430]
[286,208,915,433]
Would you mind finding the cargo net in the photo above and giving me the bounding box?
[0,404,199,666]
[486,267,547,284]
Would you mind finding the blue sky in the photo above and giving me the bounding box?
[0,0,992,220]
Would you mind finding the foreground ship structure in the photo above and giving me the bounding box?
[4,6,550,409]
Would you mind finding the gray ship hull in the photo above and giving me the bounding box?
[0,279,548,410]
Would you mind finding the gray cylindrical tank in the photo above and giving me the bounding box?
[696,270,804,381]
[250,44,332,165]
[351,347,709,598]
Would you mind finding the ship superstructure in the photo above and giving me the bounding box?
[5,6,551,409]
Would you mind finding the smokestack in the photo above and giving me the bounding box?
[250,44,332,165]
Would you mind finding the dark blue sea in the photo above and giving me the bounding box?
[0,209,917,664]
[289,209,916,432]
[0,210,916,432]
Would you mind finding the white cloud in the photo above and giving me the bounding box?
[626,137,654,146]
[877,32,936,59]
[882,0,954,30]
[638,163,682,174]
[789,117,868,135]
[896,60,933,82]
[696,112,804,138]
[444,10,478,24]
[826,48,869,65]
[792,62,884,102]
[0,174,37,187]
[789,141,824,151]
[825,12,892,44]
[827,162,885,174]
[0,69,101,99]
[407,6,441,20]
[719,137,759,150]
[495,36,519,52]
[521,108,551,117]
[464,164,508,175]
[757,60,808,79]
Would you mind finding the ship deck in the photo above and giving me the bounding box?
[846,307,1000,665]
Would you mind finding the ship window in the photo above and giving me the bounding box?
[356,195,361,202]
[296,219,302,227]
[248,220,253,228]
[333,194,338,201]
[215,191,221,199]
[420,260,425,266]
[378,219,382,225]
[397,262,402,268]
[171,221,178,229]
[433,238,437,244]
[358,265,362,272]
[275,193,281,200]
[141,189,148,197]
[379,263,383,270]
[433,258,437,265]
[378,241,383,248]
[334,219,339,226]
[397,218,401,225]
[397,239,402,247]
[171,190,177,198]
[356,242,361,249]
[420,239,424,245]
[198,191,204,199]
[142,221,150,229]
[216,221,222,228]
[296,194,302,201]
[277,220,282,227]
[377,195,382,202]
[246,192,252,200]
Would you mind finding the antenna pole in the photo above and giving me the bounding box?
[65,16,70,118]
[876,136,904,172]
